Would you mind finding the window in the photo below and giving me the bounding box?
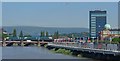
[91,33,96,36]
[91,21,96,23]
[91,17,96,21]
[91,29,96,32]
[91,14,106,17]
[91,24,96,27]
[91,32,96,34]
[91,27,96,28]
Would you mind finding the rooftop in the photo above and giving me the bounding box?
[110,29,120,31]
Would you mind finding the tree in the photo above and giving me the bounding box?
[40,31,45,37]
[2,29,8,40]
[19,30,23,37]
[56,31,59,39]
[13,28,17,37]
[46,31,49,37]
[112,37,120,44]
[53,31,59,39]
[42,31,45,37]
[2,32,8,40]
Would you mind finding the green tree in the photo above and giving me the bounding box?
[43,31,45,37]
[40,31,45,37]
[53,31,59,39]
[46,31,49,37]
[19,30,23,37]
[2,30,8,40]
[2,32,8,39]
[13,28,17,37]
[112,37,120,44]
[56,31,59,39]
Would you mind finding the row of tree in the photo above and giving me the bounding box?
[4,28,60,39]
[12,29,26,37]
[40,31,49,37]
[3,28,89,39]
[12,29,51,37]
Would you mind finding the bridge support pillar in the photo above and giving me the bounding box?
[37,41,40,47]
[2,40,6,47]
[20,40,24,46]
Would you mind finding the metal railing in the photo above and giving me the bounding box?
[50,42,120,51]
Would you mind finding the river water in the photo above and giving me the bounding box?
[2,47,97,61]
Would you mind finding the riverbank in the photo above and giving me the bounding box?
[45,45,92,59]
[46,44,120,61]
[50,48,83,57]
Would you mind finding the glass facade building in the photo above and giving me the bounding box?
[89,10,107,39]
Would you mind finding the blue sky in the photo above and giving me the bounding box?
[1,0,119,2]
[0,2,1,28]
[2,2,118,28]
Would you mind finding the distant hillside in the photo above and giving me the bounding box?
[3,26,89,36]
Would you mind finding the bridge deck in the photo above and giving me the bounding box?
[48,43,120,56]
[0,41,48,43]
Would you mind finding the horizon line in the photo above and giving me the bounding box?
[1,0,119,2]
[2,25,89,28]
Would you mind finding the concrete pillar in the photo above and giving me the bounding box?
[2,40,6,47]
[20,40,24,46]
[37,41,40,47]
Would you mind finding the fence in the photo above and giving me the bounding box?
[51,42,120,51]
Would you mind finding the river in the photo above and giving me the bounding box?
[2,47,98,61]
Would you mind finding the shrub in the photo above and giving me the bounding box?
[112,37,120,44]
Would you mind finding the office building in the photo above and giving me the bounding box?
[89,10,107,39]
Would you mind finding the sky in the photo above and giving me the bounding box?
[1,0,119,2]
[0,2,2,28]
[2,2,118,28]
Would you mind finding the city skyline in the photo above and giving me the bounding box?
[2,2,118,28]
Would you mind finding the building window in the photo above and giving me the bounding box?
[91,17,96,21]
[91,32,96,34]
[91,33,96,36]
[91,21,96,24]
[91,14,106,17]
[91,27,96,28]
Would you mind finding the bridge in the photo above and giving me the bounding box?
[0,41,49,46]
[1,40,120,60]
[0,40,77,47]
[47,42,120,60]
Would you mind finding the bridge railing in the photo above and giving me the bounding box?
[50,42,120,51]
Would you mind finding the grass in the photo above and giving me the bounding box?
[51,48,72,55]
